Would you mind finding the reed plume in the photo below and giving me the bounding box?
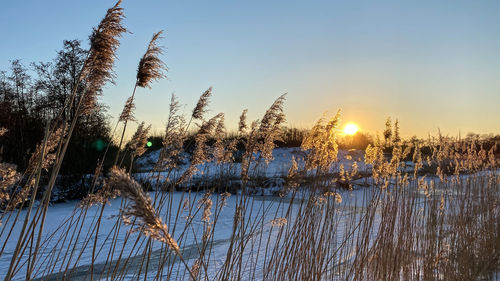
[270,218,287,227]
[199,192,213,223]
[238,109,248,134]
[79,185,120,208]
[114,31,166,166]
[219,192,231,208]
[82,0,126,114]
[79,165,121,208]
[259,94,286,135]
[240,121,259,180]
[239,95,287,183]
[137,31,167,88]
[258,94,287,163]
[128,122,151,157]
[323,191,342,203]
[213,114,226,163]
[106,167,180,253]
[215,109,246,164]
[286,156,299,190]
[27,126,66,173]
[0,163,20,204]
[156,94,186,171]
[177,113,223,184]
[189,259,201,281]
[108,167,201,280]
[302,110,341,172]
[119,96,136,122]
[193,113,224,165]
[192,87,212,120]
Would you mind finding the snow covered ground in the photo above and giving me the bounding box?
[0,147,374,280]
[1,147,498,280]
[134,147,371,191]
[0,186,379,280]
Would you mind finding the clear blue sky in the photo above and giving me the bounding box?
[1,0,499,137]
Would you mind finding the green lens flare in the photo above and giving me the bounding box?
[93,139,106,151]
[147,141,152,147]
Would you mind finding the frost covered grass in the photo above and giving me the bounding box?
[1,1,500,280]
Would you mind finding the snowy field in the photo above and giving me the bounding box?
[134,147,372,196]
[1,147,499,280]
[1,147,374,280]
[1,187,379,280]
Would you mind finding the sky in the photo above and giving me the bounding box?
[1,0,499,138]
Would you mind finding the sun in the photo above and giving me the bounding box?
[343,123,359,136]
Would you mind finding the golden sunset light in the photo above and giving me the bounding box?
[343,123,359,136]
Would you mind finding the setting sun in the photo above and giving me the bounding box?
[343,123,359,135]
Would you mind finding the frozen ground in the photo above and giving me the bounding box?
[134,147,372,197]
[1,147,498,280]
[135,147,371,178]
[0,186,378,280]
[0,147,374,280]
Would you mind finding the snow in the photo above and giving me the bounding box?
[134,147,371,187]
[0,148,417,280]
[0,175,385,281]
[1,147,498,280]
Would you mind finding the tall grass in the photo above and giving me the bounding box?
[0,2,499,281]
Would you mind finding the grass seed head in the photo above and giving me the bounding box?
[136,31,167,88]
[83,0,126,114]
[192,87,212,120]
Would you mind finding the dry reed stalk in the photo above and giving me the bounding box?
[36,0,125,214]
[3,123,49,281]
[114,30,166,166]
[81,0,126,115]
[199,192,213,224]
[177,113,223,184]
[26,126,66,174]
[154,94,186,173]
[257,94,286,163]
[3,43,500,281]
[187,192,215,281]
[238,109,248,134]
[189,259,201,281]
[118,96,136,122]
[128,122,151,158]
[79,185,121,208]
[213,115,226,164]
[239,95,286,185]
[105,167,179,251]
[3,2,127,279]
[192,87,212,120]
[0,163,20,205]
[137,31,167,88]
[302,110,341,174]
[104,167,197,279]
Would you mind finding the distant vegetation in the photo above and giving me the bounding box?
[0,41,116,175]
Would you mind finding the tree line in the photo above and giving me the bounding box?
[0,40,114,175]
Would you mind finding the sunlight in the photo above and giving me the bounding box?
[343,123,359,136]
